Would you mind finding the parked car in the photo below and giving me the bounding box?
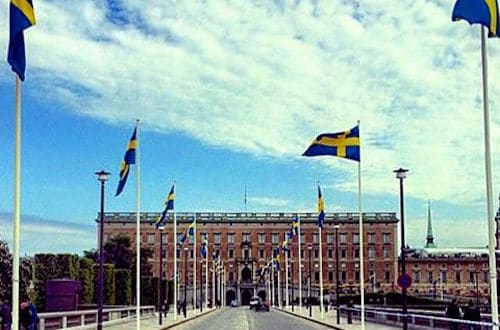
[249,297,262,310]
[230,299,240,307]
[255,302,270,312]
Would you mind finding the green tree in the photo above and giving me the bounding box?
[0,239,13,302]
[104,235,134,269]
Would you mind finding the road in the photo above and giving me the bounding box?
[173,307,329,330]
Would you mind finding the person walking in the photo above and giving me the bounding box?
[19,302,32,330]
[463,300,481,330]
[28,300,39,330]
[445,298,461,330]
[346,299,354,324]
[0,301,12,330]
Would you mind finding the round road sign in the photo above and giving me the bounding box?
[397,274,412,289]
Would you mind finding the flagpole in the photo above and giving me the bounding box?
[212,257,215,309]
[173,183,177,321]
[193,215,197,313]
[285,233,289,310]
[298,215,303,314]
[205,249,208,309]
[277,259,281,308]
[319,226,324,320]
[134,119,141,329]
[358,120,365,330]
[480,26,499,330]
[12,75,22,330]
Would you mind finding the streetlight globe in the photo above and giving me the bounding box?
[333,224,340,229]
[184,247,189,251]
[95,170,110,183]
[393,167,409,179]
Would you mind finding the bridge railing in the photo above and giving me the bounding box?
[38,305,156,330]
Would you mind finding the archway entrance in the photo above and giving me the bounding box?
[241,267,252,282]
[257,290,266,302]
[241,289,252,305]
[226,290,236,306]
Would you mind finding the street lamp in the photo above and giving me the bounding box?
[157,225,165,325]
[184,246,189,316]
[95,170,110,330]
[334,224,340,324]
[308,245,313,317]
[394,167,408,330]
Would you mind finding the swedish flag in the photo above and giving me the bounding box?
[452,0,499,37]
[179,219,195,245]
[201,233,208,258]
[318,186,325,228]
[115,127,137,196]
[289,216,299,237]
[8,0,36,81]
[154,184,175,229]
[303,125,360,162]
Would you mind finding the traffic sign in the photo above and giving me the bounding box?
[397,274,412,289]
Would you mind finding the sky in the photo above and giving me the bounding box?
[0,0,499,255]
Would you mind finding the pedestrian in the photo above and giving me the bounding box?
[463,300,480,330]
[182,301,187,318]
[163,300,169,317]
[346,299,353,324]
[177,300,181,315]
[28,300,39,330]
[445,298,461,330]
[0,300,12,330]
[19,302,32,330]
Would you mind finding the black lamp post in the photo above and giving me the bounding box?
[334,224,340,324]
[157,225,165,325]
[394,167,408,330]
[184,246,188,316]
[308,245,312,317]
[95,170,110,330]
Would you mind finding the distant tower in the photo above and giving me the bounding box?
[425,200,436,248]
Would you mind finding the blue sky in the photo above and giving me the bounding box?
[0,0,499,255]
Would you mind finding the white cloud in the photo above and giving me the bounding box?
[2,1,499,208]
[248,196,290,208]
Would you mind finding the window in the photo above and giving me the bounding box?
[385,271,391,282]
[314,249,319,258]
[368,247,376,259]
[341,271,347,281]
[341,249,347,259]
[455,271,461,283]
[383,233,391,244]
[484,271,488,282]
[227,233,235,244]
[161,249,167,259]
[315,271,320,282]
[383,247,391,259]
[272,233,279,244]
[176,234,184,245]
[328,249,333,258]
[428,271,433,283]
[355,271,360,281]
[300,234,305,244]
[229,272,234,282]
[413,271,420,283]
[313,233,319,244]
[353,233,359,244]
[327,234,334,244]
[243,249,249,259]
[176,249,180,258]
[469,271,475,283]
[229,249,234,259]
[301,249,305,259]
[368,233,376,244]
[242,233,251,242]
[147,233,155,244]
[214,233,221,244]
[339,233,347,244]
[259,249,265,259]
[161,233,168,243]
[190,250,194,259]
[328,271,334,281]
[353,248,360,259]
[441,270,447,283]
[258,233,266,244]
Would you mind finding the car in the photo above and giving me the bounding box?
[254,302,270,312]
[230,299,240,307]
[249,297,262,310]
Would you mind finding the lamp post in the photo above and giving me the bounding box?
[291,260,295,311]
[308,245,312,317]
[394,167,408,330]
[334,224,340,324]
[95,170,110,330]
[200,260,204,312]
[184,246,188,316]
[158,225,165,325]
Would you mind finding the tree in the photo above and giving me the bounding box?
[104,235,133,269]
[0,239,13,301]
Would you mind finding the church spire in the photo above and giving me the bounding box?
[425,200,436,248]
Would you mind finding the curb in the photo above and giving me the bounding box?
[274,307,345,330]
[160,308,219,329]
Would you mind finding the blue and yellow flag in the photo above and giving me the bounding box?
[154,184,175,229]
[115,127,137,196]
[201,233,208,258]
[180,219,195,245]
[452,0,499,37]
[281,239,289,252]
[289,216,299,237]
[8,0,36,81]
[318,185,325,228]
[302,125,360,162]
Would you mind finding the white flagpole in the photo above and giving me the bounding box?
[480,27,499,329]
[358,121,365,329]
[285,233,289,310]
[212,257,215,309]
[12,76,22,330]
[278,260,281,308]
[267,272,271,306]
[205,250,208,309]
[271,262,275,307]
[135,119,141,330]
[298,215,303,314]
[193,215,197,313]
[173,183,177,321]
[319,226,324,320]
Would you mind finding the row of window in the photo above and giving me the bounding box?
[144,232,392,245]
[412,270,489,284]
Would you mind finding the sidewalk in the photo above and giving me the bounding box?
[275,305,400,330]
[105,307,218,330]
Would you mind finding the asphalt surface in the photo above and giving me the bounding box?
[173,307,329,330]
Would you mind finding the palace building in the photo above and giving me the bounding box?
[101,211,399,305]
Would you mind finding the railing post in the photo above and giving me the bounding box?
[81,314,85,325]
[62,316,67,328]
[40,318,45,330]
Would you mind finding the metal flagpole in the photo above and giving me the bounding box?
[277,259,281,308]
[358,121,365,330]
[480,26,499,330]
[12,76,22,330]
[298,215,303,314]
[271,262,275,307]
[193,215,197,313]
[205,250,208,309]
[135,119,141,329]
[212,258,215,308]
[285,233,289,310]
[319,226,324,320]
[173,183,177,321]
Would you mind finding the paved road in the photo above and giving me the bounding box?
[174,307,328,330]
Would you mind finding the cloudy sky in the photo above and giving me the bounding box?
[0,0,499,255]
